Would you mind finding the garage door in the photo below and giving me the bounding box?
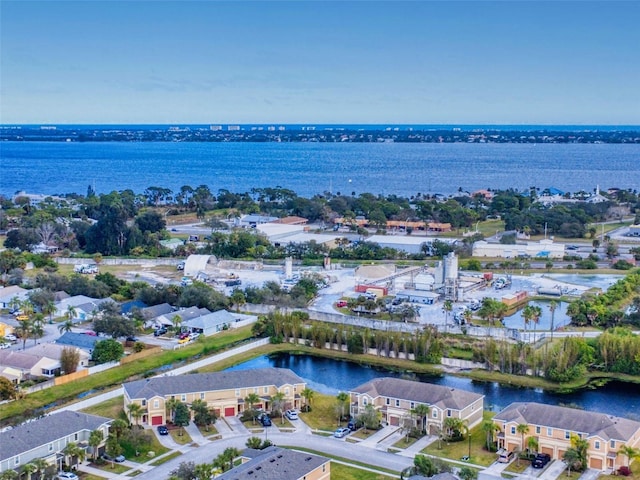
[590,458,603,470]
[224,407,235,417]
[389,416,399,426]
[508,442,519,452]
[541,447,553,457]
[151,415,163,426]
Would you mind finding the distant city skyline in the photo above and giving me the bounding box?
[1,1,639,125]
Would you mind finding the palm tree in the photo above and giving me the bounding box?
[272,391,286,425]
[30,314,45,346]
[165,397,180,424]
[413,403,430,435]
[300,387,314,413]
[62,442,85,471]
[109,418,129,439]
[21,463,38,480]
[65,304,77,322]
[244,392,260,424]
[88,429,104,462]
[516,423,529,465]
[619,445,640,468]
[58,318,74,335]
[563,448,581,476]
[171,314,183,333]
[527,436,538,455]
[42,300,56,324]
[521,305,534,335]
[482,419,500,451]
[548,300,558,348]
[127,402,144,427]
[0,470,19,480]
[30,458,48,480]
[222,447,240,472]
[335,392,349,426]
[194,462,215,480]
[529,305,542,332]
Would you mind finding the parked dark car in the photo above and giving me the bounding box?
[178,331,190,340]
[102,453,125,463]
[258,414,272,426]
[157,425,169,435]
[125,336,138,342]
[532,453,551,468]
[154,327,167,337]
[347,418,358,430]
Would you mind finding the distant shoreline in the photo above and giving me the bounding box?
[1,124,639,144]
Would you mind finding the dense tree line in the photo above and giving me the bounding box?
[252,311,444,364]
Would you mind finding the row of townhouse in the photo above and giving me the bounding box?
[0,411,111,473]
[123,368,306,426]
[494,402,640,472]
[349,377,485,433]
[121,367,639,473]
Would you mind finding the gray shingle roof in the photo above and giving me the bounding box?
[0,411,111,461]
[141,303,175,320]
[0,350,43,370]
[217,446,328,480]
[123,368,305,400]
[56,332,99,351]
[494,402,640,442]
[350,377,484,411]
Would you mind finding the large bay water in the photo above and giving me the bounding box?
[1,142,639,197]
[227,353,640,419]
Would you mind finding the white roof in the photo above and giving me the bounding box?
[367,235,431,246]
[256,223,304,240]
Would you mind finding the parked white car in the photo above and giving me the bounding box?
[0,342,11,349]
[285,409,299,420]
[4,334,17,342]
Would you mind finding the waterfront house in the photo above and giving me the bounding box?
[122,367,305,426]
[216,446,330,480]
[349,377,484,433]
[0,411,111,473]
[493,402,640,471]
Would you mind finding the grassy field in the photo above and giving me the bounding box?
[79,474,107,480]
[330,462,396,480]
[128,435,169,462]
[89,461,131,474]
[0,326,254,423]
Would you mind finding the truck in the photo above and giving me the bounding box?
[74,264,99,274]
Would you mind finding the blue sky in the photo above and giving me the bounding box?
[1,1,638,125]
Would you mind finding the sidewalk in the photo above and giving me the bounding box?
[397,434,437,457]
[184,422,210,445]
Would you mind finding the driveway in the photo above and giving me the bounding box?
[538,460,567,480]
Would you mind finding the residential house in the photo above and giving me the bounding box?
[216,446,330,480]
[271,216,309,226]
[55,295,115,322]
[140,302,175,327]
[22,343,91,370]
[155,306,211,329]
[234,214,278,228]
[184,310,258,337]
[123,367,306,426]
[0,350,60,382]
[0,411,111,473]
[55,332,100,355]
[349,377,484,433]
[0,286,29,309]
[493,402,640,471]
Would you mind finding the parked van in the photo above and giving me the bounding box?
[497,449,514,463]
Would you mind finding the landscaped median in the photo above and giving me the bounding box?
[0,327,254,424]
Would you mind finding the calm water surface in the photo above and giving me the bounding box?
[227,353,640,419]
[2,142,639,197]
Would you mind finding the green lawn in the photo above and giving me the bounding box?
[504,458,531,473]
[89,461,131,474]
[81,395,125,419]
[79,474,107,480]
[169,427,192,445]
[330,462,396,480]
[298,393,344,432]
[149,451,182,466]
[393,435,420,449]
[423,412,497,467]
[128,433,170,462]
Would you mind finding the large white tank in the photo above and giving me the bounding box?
[444,252,458,280]
[285,257,293,280]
